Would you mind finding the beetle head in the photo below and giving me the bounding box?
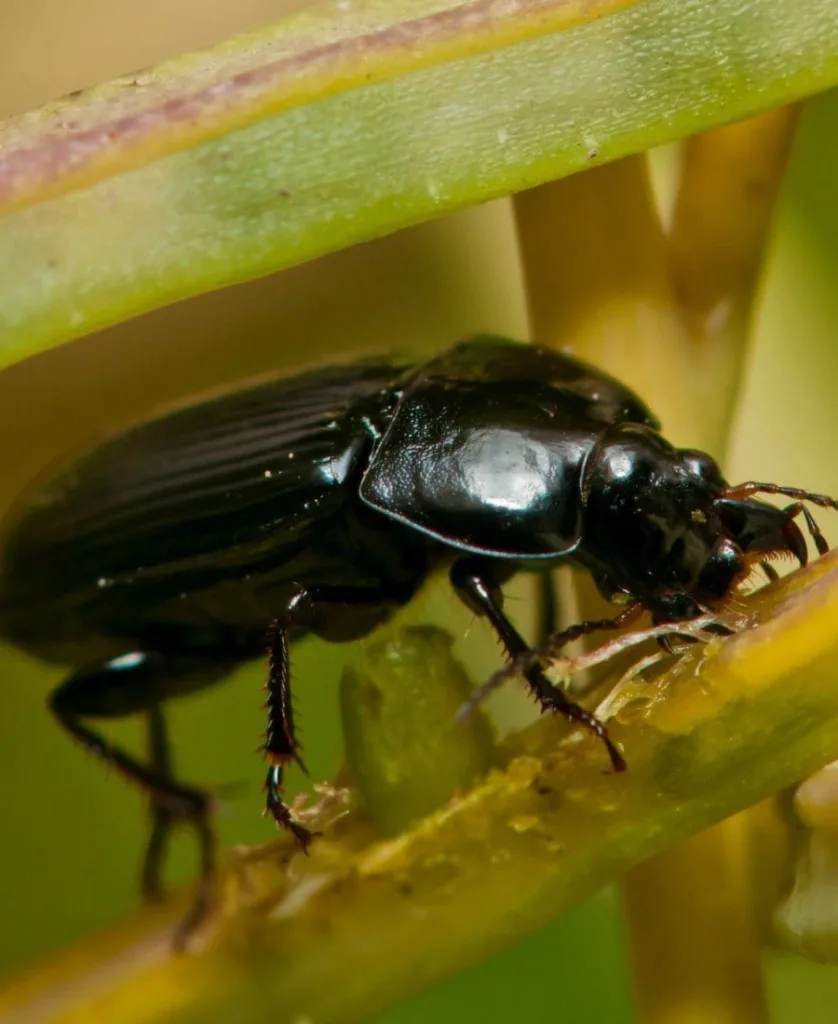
[578,424,820,623]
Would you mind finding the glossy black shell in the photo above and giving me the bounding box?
[361,339,658,557]
[0,336,656,663]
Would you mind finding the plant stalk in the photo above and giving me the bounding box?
[511,125,800,1020]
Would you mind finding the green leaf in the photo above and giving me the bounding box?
[2,0,838,365]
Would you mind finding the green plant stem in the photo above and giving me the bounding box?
[2,555,838,1024]
[341,625,496,836]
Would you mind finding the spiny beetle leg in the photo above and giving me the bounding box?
[450,560,624,771]
[263,582,401,847]
[263,624,316,849]
[529,667,626,773]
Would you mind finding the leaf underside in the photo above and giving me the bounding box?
[1,0,838,366]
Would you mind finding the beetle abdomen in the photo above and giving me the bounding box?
[0,358,407,652]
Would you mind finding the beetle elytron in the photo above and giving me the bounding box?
[1,335,834,938]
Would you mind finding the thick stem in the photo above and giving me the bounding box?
[514,156,702,443]
[669,106,801,453]
[620,111,800,1024]
[511,135,793,1022]
[624,818,767,1024]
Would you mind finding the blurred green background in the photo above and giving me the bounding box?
[3,2,838,1021]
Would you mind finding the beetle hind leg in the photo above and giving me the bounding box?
[140,704,176,904]
[49,650,237,946]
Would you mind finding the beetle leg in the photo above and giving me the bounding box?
[49,651,236,947]
[141,704,175,904]
[263,624,318,851]
[264,582,407,847]
[451,561,626,772]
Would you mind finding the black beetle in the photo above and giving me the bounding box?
[1,334,834,939]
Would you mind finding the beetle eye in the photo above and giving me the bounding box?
[680,449,724,487]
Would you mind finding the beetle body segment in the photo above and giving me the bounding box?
[361,339,657,557]
[0,357,414,661]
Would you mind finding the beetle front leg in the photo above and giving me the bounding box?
[451,560,626,772]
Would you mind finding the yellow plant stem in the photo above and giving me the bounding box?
[622,109,800,1024]
[624,820,766,1024]
[514,156,700,442]
[511,128,798,1022]
[4,555,838,1024]
[669,106,801,450]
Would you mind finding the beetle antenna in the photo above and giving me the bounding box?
[723,482,835,559]
[722,481,838,511]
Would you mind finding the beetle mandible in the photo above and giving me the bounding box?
[1,335,834,939]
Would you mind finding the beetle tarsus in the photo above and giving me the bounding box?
[529,673,626,772]
[264,764,318,850]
